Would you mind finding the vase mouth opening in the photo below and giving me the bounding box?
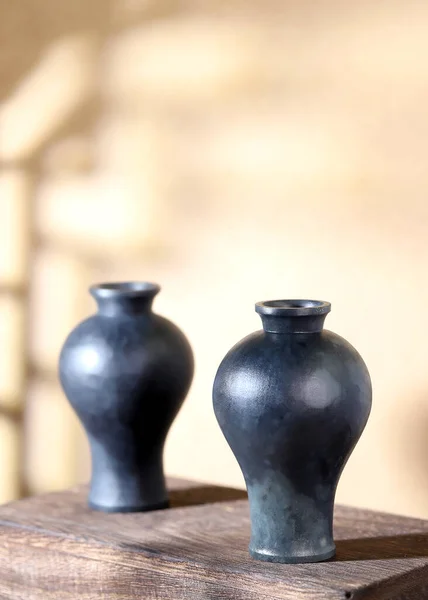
[255,299,331,317]
[90,281,161,299]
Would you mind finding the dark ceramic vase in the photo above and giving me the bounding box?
[213,300,371,563]
[59,282,194,513]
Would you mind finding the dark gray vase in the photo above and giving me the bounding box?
[213,300,371,563]
[59,282,194,513]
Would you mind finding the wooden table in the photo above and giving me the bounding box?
[1,479,428,599]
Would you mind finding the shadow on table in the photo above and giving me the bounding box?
[335,533,428,561]
[169,486,247,508]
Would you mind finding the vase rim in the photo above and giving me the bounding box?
[90,281,161,298]
[255,299,331,317]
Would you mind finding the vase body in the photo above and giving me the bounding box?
[59,282,194,512]
[213,300,371,563]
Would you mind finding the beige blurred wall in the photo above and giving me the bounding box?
[1,0,428,517]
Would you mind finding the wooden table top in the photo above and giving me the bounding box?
[0,479,428,599]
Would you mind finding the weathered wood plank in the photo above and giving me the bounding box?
[0,480,428,599]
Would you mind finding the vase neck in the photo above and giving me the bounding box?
[90,282,160,317]
[255,299,331,334]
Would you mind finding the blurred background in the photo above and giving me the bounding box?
[1,0,428,518]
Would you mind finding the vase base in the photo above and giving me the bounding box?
[249,546,336,564]
[88,499,169,513]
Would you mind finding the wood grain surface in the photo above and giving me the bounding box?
[0,479,428,599]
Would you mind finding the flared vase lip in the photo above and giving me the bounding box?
[89,281,161,299]
[255,299,331,317]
